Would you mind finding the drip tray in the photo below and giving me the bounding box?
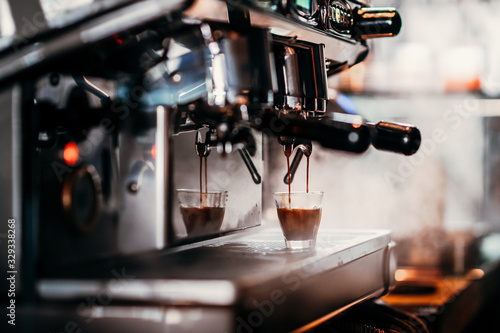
[38,229,395,332]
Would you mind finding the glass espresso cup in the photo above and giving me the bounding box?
[177,190,227,237]
[273,191,323,250]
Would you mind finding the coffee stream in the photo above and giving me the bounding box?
[285,150,311,206]
[199,156,203,200]
[306,155,309,194]
[199,156,208,207]
[204,156,208,194]
[286,152,291,206]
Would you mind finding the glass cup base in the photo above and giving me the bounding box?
[284,239,316,250]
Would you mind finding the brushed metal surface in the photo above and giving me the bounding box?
[39,229,391,302]
[184,0,369,66]
[118,108,166,253]
[0,0,191,86]
[37,229,392,332]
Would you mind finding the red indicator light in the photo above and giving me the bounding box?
[64,142,79,166]
[113,34,123,45]
[151,145,156,159]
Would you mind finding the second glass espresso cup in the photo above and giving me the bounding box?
[273,192,323,249]
[177,190,227,237]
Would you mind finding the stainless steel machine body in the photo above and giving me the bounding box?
[0,1,415,332]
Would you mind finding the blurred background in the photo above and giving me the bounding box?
[264,0,500,273]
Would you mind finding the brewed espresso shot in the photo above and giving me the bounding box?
[177,190,228,237]
[274,191,324,250]
[277,207,322,240]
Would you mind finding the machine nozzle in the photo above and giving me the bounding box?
[195,130,211,157]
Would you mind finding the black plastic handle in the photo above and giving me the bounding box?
[260,112,371,154]
[367,121,421,156]
[353,7,402,39]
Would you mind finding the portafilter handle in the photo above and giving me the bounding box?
[261,112,371,154]
[352,7,402,40]
[367,121,421,156]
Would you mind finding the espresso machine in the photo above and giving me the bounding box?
[0,0,421,332]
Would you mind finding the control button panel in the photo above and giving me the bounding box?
[327,0,353,34]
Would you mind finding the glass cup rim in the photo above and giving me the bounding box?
[176,189,228,195]
[273,191,323,196]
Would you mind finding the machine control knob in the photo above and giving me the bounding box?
[62,165,102,233]
[352,7,401,39]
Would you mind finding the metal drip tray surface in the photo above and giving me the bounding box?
[39,229,393,308]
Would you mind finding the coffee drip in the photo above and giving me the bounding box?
[196,131,211,207]
[199,156,209,203]
[284,154,310,199]
[306,156,310,194]
[282,140,312,207]
[286,148,292,206]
